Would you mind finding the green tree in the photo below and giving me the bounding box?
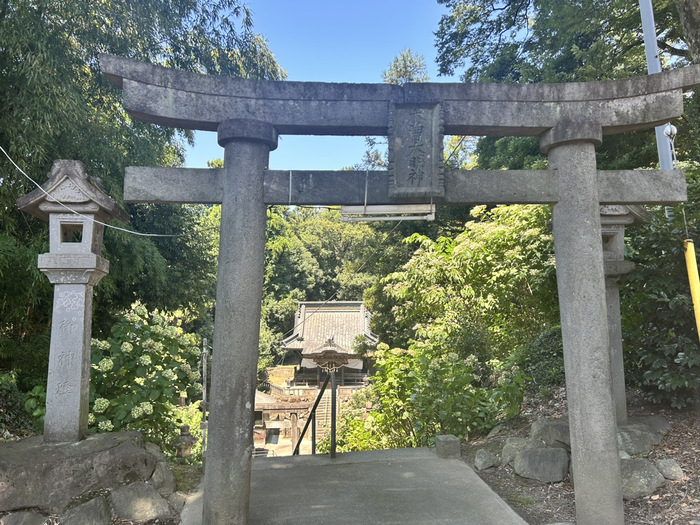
[622,164,700,407]
[334,205,557,450]
[381,47,430,85]
[435,0,696,172]
[0,0,284,388]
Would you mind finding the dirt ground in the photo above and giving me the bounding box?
[461,386,700,525]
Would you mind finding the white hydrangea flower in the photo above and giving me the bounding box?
[93,398,110,413]
[162,369,176,381]
[98,358,114,372]
[88,413,95,425]
[139,355,152,366]
[98,420,114,432]
[140,402,153,415]
[124,312,140,323]
[92,339,111,351]
[131,405,144,419]
[135,304,148,317]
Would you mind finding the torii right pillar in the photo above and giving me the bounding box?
[541,123,625,524]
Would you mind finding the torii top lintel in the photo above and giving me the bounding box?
[100,54,700,138]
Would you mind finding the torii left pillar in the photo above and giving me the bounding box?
[202,120,277,524]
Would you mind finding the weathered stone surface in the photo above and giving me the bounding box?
[435,435,461,459]
[514,448,569,484]
[126,167,687,208]
[61,496,111,525]
[617,428,656,455]
[656,459,684,480]
[0,511,47,525]
[202,132,270,525]
[0,431,156,513]
[620,459,666,500]
[548,140,625,523]
[144,441,167,463]
[168,491,188,513]
[501,437,541,466]
[150,460,176,497]
[487,425,502,438]
[530,417,570,450]
[619,450,631,460]
[474,449,499,471]
[100,53,700,137]
[110,482,172,521]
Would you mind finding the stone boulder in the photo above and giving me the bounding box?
[514,448,569,484]
[530,417,570,450]
[474,449,499,470]
[501,436,541,466]
[620,458,666,500]
[61,496,111,525]
[656,458,684,481]
[110,482,173,521]
[0,431,156,513]
[151,460,177,497]
[617,416,668,455]
[0,511,47,525]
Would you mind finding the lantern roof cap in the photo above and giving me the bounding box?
[17,160,126,222]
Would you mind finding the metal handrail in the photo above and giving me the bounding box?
[293,372,335,456]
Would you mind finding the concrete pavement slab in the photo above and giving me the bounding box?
[181,448,528,524]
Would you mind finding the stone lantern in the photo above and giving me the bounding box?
[600,204,652,426]
[17,160,125,443]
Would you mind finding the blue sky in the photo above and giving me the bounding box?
[184,1,458,170]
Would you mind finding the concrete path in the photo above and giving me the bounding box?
[181,448,528,524]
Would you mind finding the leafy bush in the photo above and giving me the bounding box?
[622,164,700,407]
[0,373,34,436]
[327,342,527,451]
[23,384,46,431]
[508,327,565,390]
[89,304,203,449]
[317,387,385,453]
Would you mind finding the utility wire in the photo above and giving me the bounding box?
[1,145,181,238]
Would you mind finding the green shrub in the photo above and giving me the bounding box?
[23,384,46,432]
[324,342,527,452]
[622,164,700,408]
[508,327,565,390]
[89,304,203,449]
[0,373,34,436]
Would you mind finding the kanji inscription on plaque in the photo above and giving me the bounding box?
[388,103,444,198]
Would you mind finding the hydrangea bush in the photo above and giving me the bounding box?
[90,304,203,450]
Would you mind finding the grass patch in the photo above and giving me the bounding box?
[169,462,204,493]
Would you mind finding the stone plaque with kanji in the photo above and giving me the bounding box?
[388,103,444,198]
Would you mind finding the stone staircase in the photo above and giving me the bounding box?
[313,389,338,440]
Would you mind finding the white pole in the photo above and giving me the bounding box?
[639,0,674,171]
[201,337,208,457]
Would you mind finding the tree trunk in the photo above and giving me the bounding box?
[676,0,700,62]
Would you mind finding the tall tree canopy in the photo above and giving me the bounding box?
[0,0,284,388]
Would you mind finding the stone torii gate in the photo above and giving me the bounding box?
[100,54,700,525]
